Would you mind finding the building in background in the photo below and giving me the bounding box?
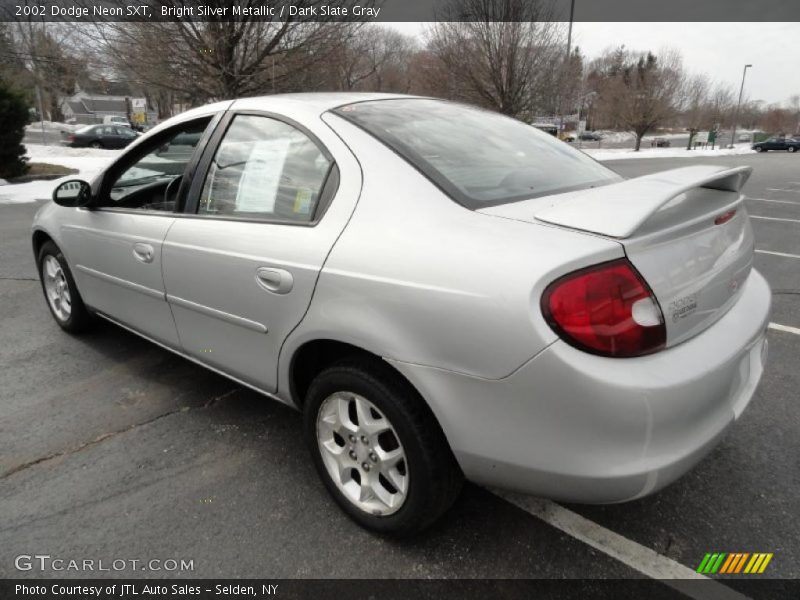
[60,85,155,128]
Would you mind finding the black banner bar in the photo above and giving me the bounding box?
[2,0,800,23]
[3,579,800,600]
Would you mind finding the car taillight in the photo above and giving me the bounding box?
[541,258,666,357]
[67,135,75,142]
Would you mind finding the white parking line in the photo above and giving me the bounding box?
[766,188,800,194]
[493,492,750,600]
[769,322,800,336]
[755,249,800,259]
[750,215,800,224]
[746,197,800,205]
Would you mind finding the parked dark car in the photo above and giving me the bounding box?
[63,124,139,149]
[651,137,671,148]
[578,131,603,141]
[752,136,800,153]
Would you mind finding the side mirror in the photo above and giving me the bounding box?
[53,179,93,208]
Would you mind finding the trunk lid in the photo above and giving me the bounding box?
[480,165,755,347]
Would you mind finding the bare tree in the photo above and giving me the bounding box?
[591,47,684,150]
[760,105,795,135]
[680,73,710,148]
[84,0,366,105]
[585,45,628,130]
[706,83,735,130]
[0,23,31,93]
[329,25,416,92]
[425,0,564,120]
[9,21,89,121]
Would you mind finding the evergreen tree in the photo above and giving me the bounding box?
[0,79,29,179]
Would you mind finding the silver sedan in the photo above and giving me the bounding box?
[33,94,771,535]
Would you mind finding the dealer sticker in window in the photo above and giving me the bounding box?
[293,188,313,215]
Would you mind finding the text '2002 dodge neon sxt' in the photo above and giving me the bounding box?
[32,94,770,535]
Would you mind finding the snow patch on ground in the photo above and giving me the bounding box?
[583,144,756,161]
[25,120,80,133]
[593,130,635,144]
[0,146,121,204]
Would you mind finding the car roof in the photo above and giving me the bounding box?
[236,92,420,111]
[143,94,422,138]
[229,92,426,117]
[127,93,429,155]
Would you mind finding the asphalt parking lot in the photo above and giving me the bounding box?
[1,153,798,593]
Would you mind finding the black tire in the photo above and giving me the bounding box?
[37,240,93,333]
[90,141,103,149]
[754,146,764,152]
[789,146,797,153]
[303,356,463,536]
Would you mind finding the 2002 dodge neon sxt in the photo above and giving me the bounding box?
[32,94,770,535]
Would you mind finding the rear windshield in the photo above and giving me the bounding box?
[334,99,620,209]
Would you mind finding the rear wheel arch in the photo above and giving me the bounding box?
[290,339,392,408]
[287,337,458,451]
[301,352,463,534]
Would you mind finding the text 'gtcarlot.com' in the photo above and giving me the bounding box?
[14,554,194,572]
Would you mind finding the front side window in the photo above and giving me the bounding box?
[101,117,212,211]
[334,99,621,209]
[198,115,332,222]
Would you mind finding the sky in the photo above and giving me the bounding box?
[388,22,800,106]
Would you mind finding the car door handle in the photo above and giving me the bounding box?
[256,267,293,294]
[132,242,155,263]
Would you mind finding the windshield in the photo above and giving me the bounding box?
[334,99,620,209]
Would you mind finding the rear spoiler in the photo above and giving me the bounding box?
[534,165,752,238]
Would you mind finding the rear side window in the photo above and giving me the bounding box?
[198,115,332,222]
[334,99,620,209]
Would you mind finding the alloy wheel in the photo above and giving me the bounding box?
[316,391,409,516]
[43,255,72,321]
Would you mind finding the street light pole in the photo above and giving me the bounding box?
[730,64,752,148]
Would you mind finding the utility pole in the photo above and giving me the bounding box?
[730,64,752,148]
[566,0,575,58]
[35,85,47,145]
[559,0,576,138]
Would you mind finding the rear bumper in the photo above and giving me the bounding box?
[389,269,771,503]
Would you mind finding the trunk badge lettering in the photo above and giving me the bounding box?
[668,293,698,322]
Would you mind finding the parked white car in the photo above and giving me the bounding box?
[102,115,131,127]
[33,94,770,535]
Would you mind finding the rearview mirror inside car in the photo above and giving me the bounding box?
[52,179,92,208]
